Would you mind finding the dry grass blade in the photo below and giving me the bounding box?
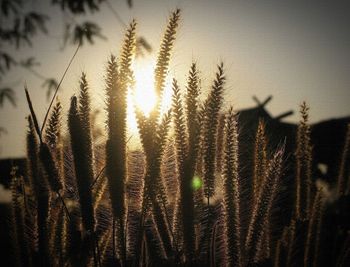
[68,96,95,233]
[10,173,32,267]
[27,116,48,199]
[253,119,268,203]
[45,100,62,148]
[245,146,284,263]
[24,86,41,142]
[172,77,197,261]
[304,189,324,267]
[26,117,51,266]
[222,107,241,267]
[295,101,312,220]
[172,79,187,167]
[154,8,180,96]
[41,42,81,134]
[202,62,225,199]
[39,142,63,192]
[105,19,136,264]
[133,29,177,259]
[120,19,136,85]
[151,9,180,122]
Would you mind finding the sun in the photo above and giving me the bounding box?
[127,58,173,134]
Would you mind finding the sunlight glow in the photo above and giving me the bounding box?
[127,58,173,135]
[133,63,157,116]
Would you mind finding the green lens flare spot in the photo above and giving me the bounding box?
[192,176,202,191]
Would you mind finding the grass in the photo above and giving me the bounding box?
[5,9,350,267]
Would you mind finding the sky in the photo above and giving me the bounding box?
[1,0,350,158]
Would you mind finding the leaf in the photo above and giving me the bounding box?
[72,21,106,45]
[54,0,100,14]
[0,127,7,136]
[135,36,152,57]
[1,0,21,17]
[24,12,49,37]
[42,78,58,100]
[0,52,17,72]
[24,86,41,141]
[61,23,72,49]
[28,12,49,34]
[0,87,16,107]
[20,57,40,68]
[127,0,133,8]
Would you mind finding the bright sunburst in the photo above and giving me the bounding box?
[127,58,173,134]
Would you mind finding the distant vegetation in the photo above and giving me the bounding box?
[0,0,150,105]
[4,9,350,267]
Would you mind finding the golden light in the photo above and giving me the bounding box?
[127,58,173,135]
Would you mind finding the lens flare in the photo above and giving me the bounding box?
[192,175,202,191]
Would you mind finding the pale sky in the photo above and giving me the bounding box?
[1,0,349,158]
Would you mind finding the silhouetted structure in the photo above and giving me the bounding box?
[237,95,349,184]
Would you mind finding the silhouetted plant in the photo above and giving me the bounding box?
[27,116,51,266]
[295,102,313,220]
[222,107,241,267]
[253,119,268,203]
[68,92,97,263]
[10,170,32,267]
[172,63,201,262]
[202,62,225,201]
[134,9,181,262]
[245,146,284,264]
[304,189,325,267]
[105,20,136,264]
